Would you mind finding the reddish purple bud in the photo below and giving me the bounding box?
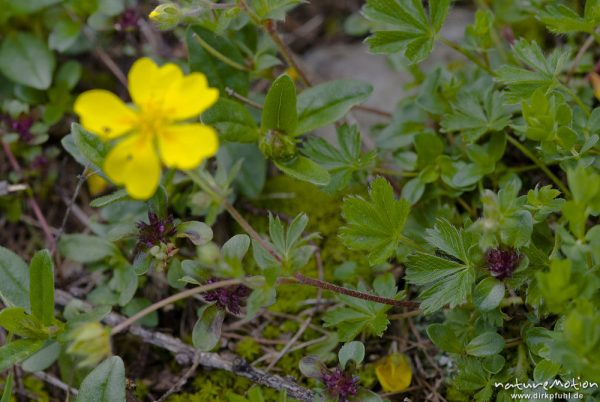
[115,8,139,31]
[136,212,176,252]
[3,114,34,143]
[486,248,521,279]
[203,278,251,315]
[321,367,359,402]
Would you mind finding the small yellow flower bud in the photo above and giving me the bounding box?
[375,353,412,392]
[67,322,111,367]
[149,3,182,30]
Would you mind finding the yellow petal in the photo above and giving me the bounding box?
[87,174,109,196]
[590,72,600,101]
[375,353,412,393]
[128,57,183,106]
[157,123,218,169]
[163,73,219,120]
[74,90,136,139]
[103,134,161,200]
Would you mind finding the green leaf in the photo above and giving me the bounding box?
[48,19,81,52]
[495,39,571,102]
[187,26,249,95]
[296,80,373,134]
[441,90,512,143]
[192,304,225,351]
[29,250,54,326]
[22,341,61,372]
[0,32,56,90]
[473,278,504,311]
[427,323,463,353]
[0,246,30,310]
[540,2,600,34]
[1,372,12,402]
[6,0,61,14]
[424,219,471,263]
[176,221,213,246]
[246,285,276,319]
[363,0,450,63]
[465,332,505,357]
[70,123,109,170]
[340,177,411,265]
[406,252,475,314]
[76,356,126,402]
[338,341,365,369]
[203,98,260,143]
[90,190,129,208]
[0,307,47,338]
[261,74,298,134]
[0,339,46,371]
[323,274,398,341]
[274,156,330,186]
[303,125,376,192]
[59,234,118,263]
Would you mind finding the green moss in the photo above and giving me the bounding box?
[168,369,283,402]
[234,337,261,361]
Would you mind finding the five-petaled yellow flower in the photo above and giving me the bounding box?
[74,57,219,199]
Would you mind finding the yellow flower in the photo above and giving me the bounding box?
[590,72,600,101]
[74,57,219,199]
[375,353,412,392]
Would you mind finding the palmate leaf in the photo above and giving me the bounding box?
[323,274,399,341]
[405,219,476,313]
[495,39,571,103]
[540,1,600,34]
[302,125,376,192]
[441,90,512,143]
[363,0,450,64]
[340,177,411,265]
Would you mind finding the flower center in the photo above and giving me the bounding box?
[135,101,172,139]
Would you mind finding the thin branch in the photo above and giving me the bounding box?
[32,371,78,397]
[1,140,56,251]
[53,165,89,254]
[53,290,315,402]
[506,135,571,197]
[155,352,202,402]
[111,278,245,335]
[263,20,312,87]
[566,28,599,83]
[266,315,312,371]
[225,87,264,109]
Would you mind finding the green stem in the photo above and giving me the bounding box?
[439,37,495,75]
[506,135,571,197]
[560,83,590,116]
[192,33,250,72]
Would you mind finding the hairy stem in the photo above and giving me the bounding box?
[192,33,250,71]
[439,37,495,75]
[293,273,420,308]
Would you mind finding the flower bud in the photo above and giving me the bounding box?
[486,248,521,279]
[66,322,111,367]
[149,3,182,30]
[259,130,297,161]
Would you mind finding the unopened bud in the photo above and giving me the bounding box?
[259,130,297,161]
[149,3,182,30]
[67,322,111,367]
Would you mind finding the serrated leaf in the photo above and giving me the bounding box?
[76,356,126,402]
[540,3,600,34]
[262,74,297,134]
[441,90,512,143]
[363,0,450,64]
[405,252,475,314]
[340,177,411,265]
[303,124,375,192]
[296,80,373,134]
[495,39,571,102]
